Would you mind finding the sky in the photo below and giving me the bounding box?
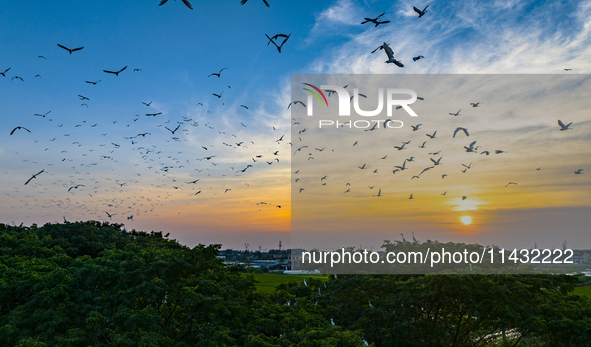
[1,0,590,251]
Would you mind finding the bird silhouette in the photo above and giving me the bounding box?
[413,5,429,18]
[34,111,51,118]
[380,42,403,67]
[57,44,84,54]
[266,33,291,53]
[159,0,193,9]
[241,0,270,7]
[208,68,227,77]
[10,126,31,135]
[361,13,390,27]
[24,170,44,185]
[288,101,306,109]
[103,66,127,76]
[68,184,85,192]
[165,125,180,134]
[453,127,469,138]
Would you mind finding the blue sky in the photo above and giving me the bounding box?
[1,0,590,250]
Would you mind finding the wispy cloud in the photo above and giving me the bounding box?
[307,0,591,74]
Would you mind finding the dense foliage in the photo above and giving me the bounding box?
[0,222,363,346]
[1,221,590,346]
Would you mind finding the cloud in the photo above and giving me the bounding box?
[307,0,591,74]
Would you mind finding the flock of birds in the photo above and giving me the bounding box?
[286,5,585,218]
[2,2,587,235]
[290,86,584,247]
[3,1,303,224]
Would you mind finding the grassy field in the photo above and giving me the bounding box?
[252,273,330,293]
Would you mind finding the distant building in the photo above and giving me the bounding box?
[572,250,591,264]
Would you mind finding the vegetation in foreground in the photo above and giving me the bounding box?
[1,221,590,346]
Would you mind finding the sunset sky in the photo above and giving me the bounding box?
[1,0,590,251]
[291,75,591,251]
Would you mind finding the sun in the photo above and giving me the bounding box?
[460,216,472,225]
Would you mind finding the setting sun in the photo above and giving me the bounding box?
[461,216,473,225]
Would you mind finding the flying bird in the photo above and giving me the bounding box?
[159,0,193,9]
[165,125,181,134]
[85,80,101,85]
[558,120,572,131]
[394,143,407,150]
[142,101,153,106]
[413,5,429,18]
[57,44,84,54]
[449,109,461,116]
[34,110,51,118]
[10,126,31,135]
[212,91,224,98]
[103,66,127,76]
[464,141,478,152]
[288,101,306,109]
[470,102,481,107]
[361,13,390,27]
[426,130,437,139]
[419,166,434,175]
[453,127,469,138]
[266,33,291,53]
[241,0,270,7]
[0,67,11,76]
[395,161,408,171]
[208,68,227,77]
[68,184,85,192]
[24,170,44,185]
[505,182,517,187]
[412,55,425,61]
[380,42,403,67]
[574,169,584,174]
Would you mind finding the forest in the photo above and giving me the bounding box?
[1,221,590,346]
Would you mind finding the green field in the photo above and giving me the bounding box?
[573,285,591,298]
[253,273,330,293]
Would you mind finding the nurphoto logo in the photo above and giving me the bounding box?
[302,83,419,129]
